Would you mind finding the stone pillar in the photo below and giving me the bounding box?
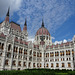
[64,49,67,70]
[10,36,15,70]
[16,46,19,70]
[22,47,24,70]
[41,46,44,68]
[2,36,8,70]
[54,51,55,69]
[59,51,61,69]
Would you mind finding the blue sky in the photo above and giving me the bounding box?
[0,0,75,44]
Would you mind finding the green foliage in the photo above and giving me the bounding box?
[0,69,75,75]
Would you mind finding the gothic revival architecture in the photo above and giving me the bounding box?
[0,9,75,71]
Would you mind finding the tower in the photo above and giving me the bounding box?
[23,19,28,40]
[0,8,10,35]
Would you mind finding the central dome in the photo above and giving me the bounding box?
[36,27,50,36]
[36,20,50,36]
[35,20,52,46]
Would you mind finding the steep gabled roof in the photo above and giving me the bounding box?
[0,33,6,38]
[10,21,21,32]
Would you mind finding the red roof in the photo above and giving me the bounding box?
[34,45,39,48]
[60,43,63,47]
[46,41,72,49]
[65,42,69,46]
[10,22,21,32]
[55,44,58,48]
[24,42,28,45]
[0,33,6,38]
[36,27,50,36]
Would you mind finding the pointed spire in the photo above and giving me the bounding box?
[42,19,44,27]
[24,18,27,26]
[23,18,27,31]
[6,7,10,16]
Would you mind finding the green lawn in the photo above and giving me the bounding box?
[0,69,75,75]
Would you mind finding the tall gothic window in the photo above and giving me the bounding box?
[8,44,11,51]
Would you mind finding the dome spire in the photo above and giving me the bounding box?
[42,19,44,27]
[6,7,10,16]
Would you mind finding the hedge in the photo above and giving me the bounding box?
[0,69,75,75]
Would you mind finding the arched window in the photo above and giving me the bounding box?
[28,62,31,67]
[51,63,53,67]
[33,63,35,67]
[12,60,16,66]
[8,44,11,51]
[23,62,26,67]
[18,61,21,66]
[46,36,48,40]
[5,60,9,65]
[62,63,65,67]
[0,43,1,49]
[67,58,68,61]
[7,52,11,58]
[56,63,59,67]
[2,43,4,50]
[16,37,18,39]
[68,50,70,55]
[72,49,74,55]
[69,58,71,61]
[0,53,2,56]
[30,50,32,55]
[46,63,49,67]
[40,63,41,67]
[68,62,71,67]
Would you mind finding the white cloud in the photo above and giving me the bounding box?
[0,0,22,17]
[16,0,75,37]
[54,39,68,45]
[51,36,55,40]
[54,41,62,45]
[28,36,34,43]
[63,39,67,43]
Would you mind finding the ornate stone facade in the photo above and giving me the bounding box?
[0,9,75,70]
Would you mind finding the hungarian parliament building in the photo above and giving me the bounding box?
[0,9,75,71]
